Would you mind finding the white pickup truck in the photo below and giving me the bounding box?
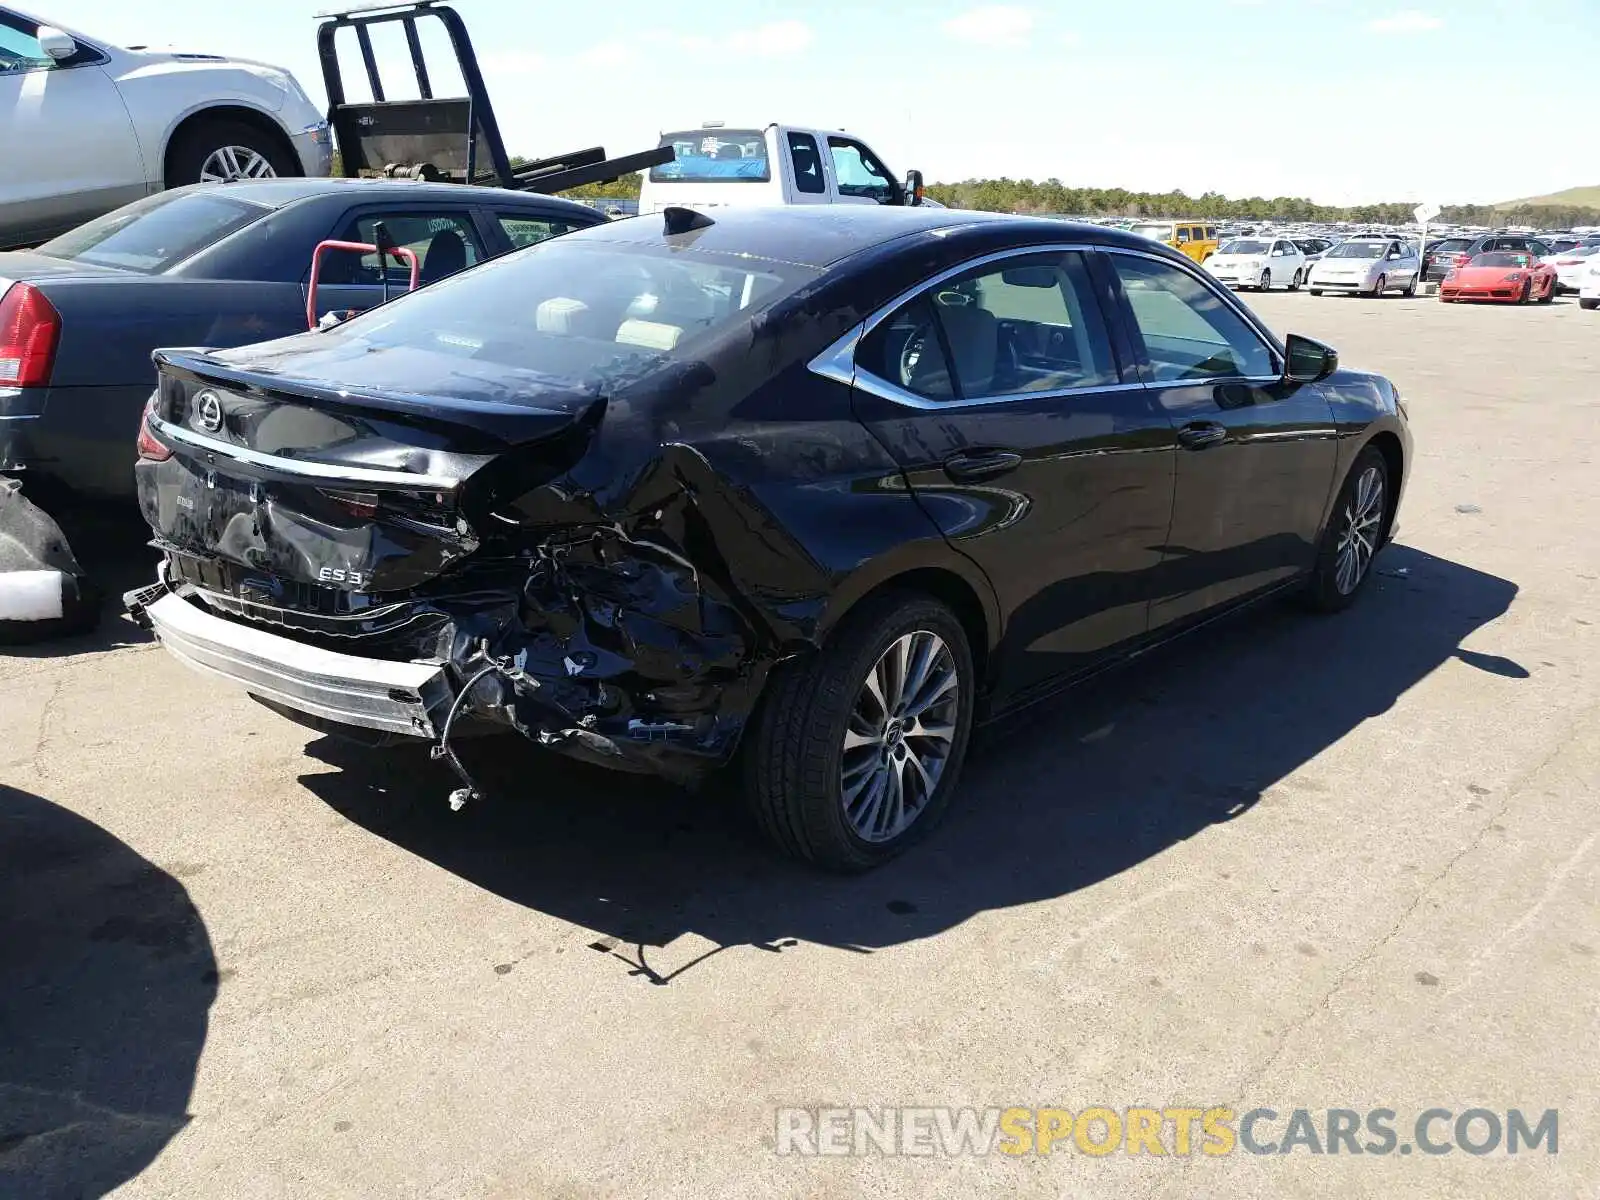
[637,122,928,212]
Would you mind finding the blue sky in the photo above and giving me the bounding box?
[37,0,1600,204]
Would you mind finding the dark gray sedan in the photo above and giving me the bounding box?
[0,179,604,498]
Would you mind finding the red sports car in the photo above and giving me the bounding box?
[1439,251,1557,304]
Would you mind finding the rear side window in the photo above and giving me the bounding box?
[858,252,1116,401]
[34,190,266,273]
[787,132,827,195]
[650,129,771,183]
[497,214,580,249]
[326,212,482,285]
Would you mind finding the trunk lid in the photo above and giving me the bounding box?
[139,346,605,594]
[0,251,133,286]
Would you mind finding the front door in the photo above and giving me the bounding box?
[0,12,145,243]
[844,249,1178,696]
[1100,249,1339,628]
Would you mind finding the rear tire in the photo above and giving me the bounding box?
[1580,297,1600,311]
[1303,446,1390,614]
[741,592,976,871]
[165,118,299,188]
[1308,288,1323,297]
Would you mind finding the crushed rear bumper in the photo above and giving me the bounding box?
[134,589,451,738]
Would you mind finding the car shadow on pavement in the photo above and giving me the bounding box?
[0,786,216,1198]
[300,545,1520,983]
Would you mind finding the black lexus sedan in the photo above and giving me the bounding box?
[0,179,602,498]
[127,205,1411,871]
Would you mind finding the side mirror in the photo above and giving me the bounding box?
[902,169,925,207]
[1284,333,1338,384]
[36,26,77,60]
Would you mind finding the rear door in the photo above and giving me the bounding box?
[1101,248,1339,626]
[842,248,1179,695]
[307,206,487,322]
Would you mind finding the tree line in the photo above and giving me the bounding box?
[562,172,1600,227]
[332,152,1600,227]
[916,179,1600,228]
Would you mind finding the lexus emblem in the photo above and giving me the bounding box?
[194,390,223,434]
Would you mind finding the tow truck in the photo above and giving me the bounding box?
[315,0,672,195]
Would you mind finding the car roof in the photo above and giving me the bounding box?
[570,206,1172,269]
[164,177,601,218]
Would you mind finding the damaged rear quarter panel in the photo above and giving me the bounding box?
[484,278,999,771]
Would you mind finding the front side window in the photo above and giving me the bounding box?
[787,132,827,195]
[1111,255,1276,383]
[827,138,895,202]
[327,212,483,286]
[0,11,96,71]
[497,214,580,250]
[35,190,267,272]
[858,252,1116,401]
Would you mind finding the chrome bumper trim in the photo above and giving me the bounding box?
[145,592,450,737]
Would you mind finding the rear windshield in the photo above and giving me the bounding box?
[1129,223,1176,241]
[35,190,266,273]
[649,130,771,183]
[1429,239,1474,253]
[1472,252,1531,268]
[313,238,812,384]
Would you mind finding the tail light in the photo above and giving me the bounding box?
[136,394,171,462]
[1454,253,1473,267]
[1557,258,1583,266]
[0,282,61,388]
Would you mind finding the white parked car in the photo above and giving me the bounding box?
[1579,259,1600,310]
[1,5,332,249]
[1542,244,1600,294]
[1204,236,1307,291]
[1307,236,1421,297]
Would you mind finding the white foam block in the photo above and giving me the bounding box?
[0,570,67,621]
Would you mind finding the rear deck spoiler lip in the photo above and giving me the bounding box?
[152,348,604,450]
[148,413,465,490]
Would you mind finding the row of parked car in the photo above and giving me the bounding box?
[1185,227,1600,306]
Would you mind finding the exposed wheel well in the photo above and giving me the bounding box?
[163,106,300,188]
[1365,430,1405,537]
[842,567,992,687]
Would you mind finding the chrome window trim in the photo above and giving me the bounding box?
[150,416,462,490]
[807,241,1298,410]
[808,242,1135,410]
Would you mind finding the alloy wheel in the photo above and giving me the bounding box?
[840,630,960,843]
[1335,465,1385,595]
[1259,270,1271,291]
[199,146,279,183]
